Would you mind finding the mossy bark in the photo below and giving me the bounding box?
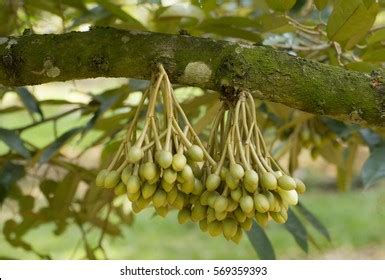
[1,27,384,127]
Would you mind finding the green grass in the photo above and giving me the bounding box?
[1,186,385,260]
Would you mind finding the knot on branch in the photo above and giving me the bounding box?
[216,50,250,103]
[89,54,110,73]
[1,39,23,84]
[370,70,385,120]
[370,69,385,95]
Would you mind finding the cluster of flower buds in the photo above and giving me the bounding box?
[96,65,306,243]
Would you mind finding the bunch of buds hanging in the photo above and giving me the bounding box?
[193,91,306,242]
[96,64,211,217]
[298,118,338,159]
[95,65,307,244]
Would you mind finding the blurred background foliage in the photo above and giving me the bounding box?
[1,0,385,259]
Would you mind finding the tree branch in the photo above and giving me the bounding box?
[1,27,385,127]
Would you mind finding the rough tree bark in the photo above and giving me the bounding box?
[1,27,384,127]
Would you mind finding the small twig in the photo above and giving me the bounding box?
[17,107,83,132]
[94,202,113,260]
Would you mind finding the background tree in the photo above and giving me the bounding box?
[0,0,385,259]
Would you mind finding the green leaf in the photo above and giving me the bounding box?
[327,0,379,48]
[0,106,25,115]
[83,90,120,134]
[191,0,216,12]
[50,172,79,216]
[0,2,18,35]
[314,0,329,10]
[115,206,134,225]
[202,15,291,34]
[345,61,380,72]
[367,28,385,45]
[345,3,379,49]
[361,143,385,187]
[198,17,263,42]
[247,221,276,260]
[200,17,260,29]
[19,195,35,212]
[362,48,385,62]
[3,220,17,237]
[85,243,97,260]
[198,24,262,42]
[266,0,297,12]
[284,208,309,253]
[257,14,293,33]
[0,162,25,204]
[40,99,84,106]
[70,6,110,28]
[14,212,41,238]
[101,140,121,167]
[38,127,82,164]
[37,173,81,237]
[296,202,331,241]
[0,128,31,158]
[40,180,58,202]
[323,118,358,139]
[128,79,150,92]
[94,0,145,29]
[61,0,88,12]
[83,85,133,135]
[94,112,131,131]
[26,0,87,13]
[360,128,382,147]
[318,140,343,166]
[0,256,18,260]
[289,137,301,173]
[79,213,121,236]
[81,186,111,216]
[158,3,204,22]
[16,87,44,120]
[181,92,218,115]
[336,143,358,192]
[24,0,62,16]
